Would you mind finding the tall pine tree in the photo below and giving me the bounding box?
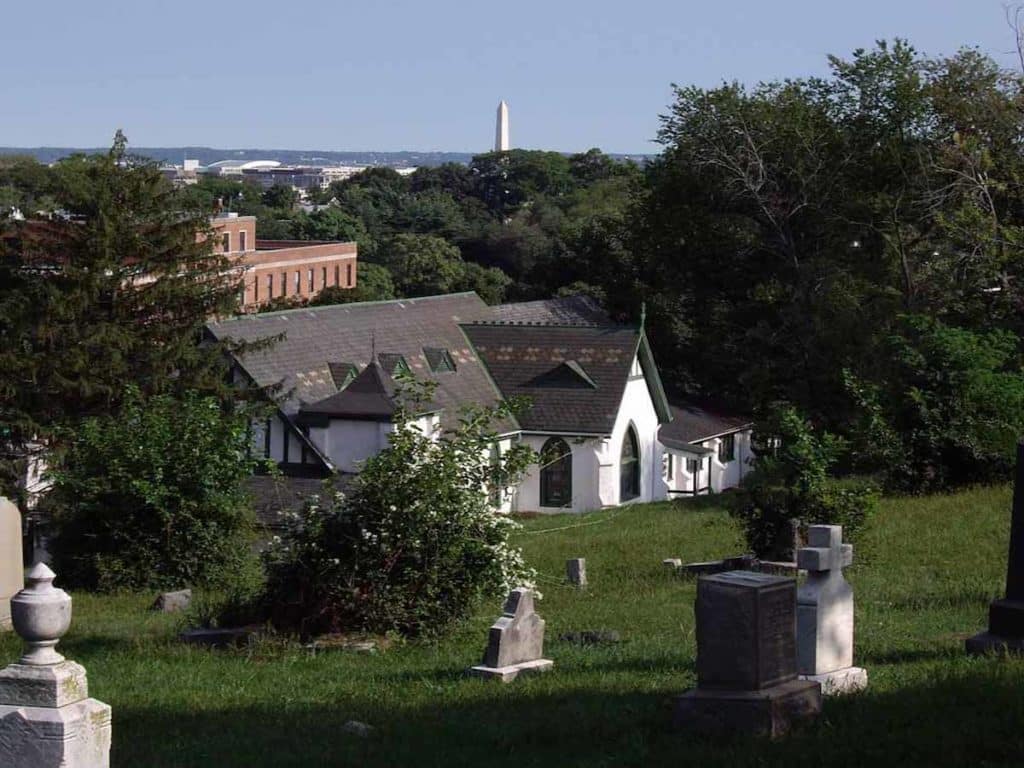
[0,132,244,499]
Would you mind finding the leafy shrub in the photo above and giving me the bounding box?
[730,406,878,558]
[47,387,263,591]
[261,380,537,638]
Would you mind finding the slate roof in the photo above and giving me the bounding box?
[461,324,646,435]
[485,295,610,325]
[207,292,508,432]
[659,402,752,450]
[300,361,401,421]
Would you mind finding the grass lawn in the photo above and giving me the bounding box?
[4,486,1024,767]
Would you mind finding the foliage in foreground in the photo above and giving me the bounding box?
[46,387,262,591]
[261,382,536,638]
[730,406,878,558]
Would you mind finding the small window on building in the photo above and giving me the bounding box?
[239,230,247,252]
[620,426,640,501]
[540,437,572,508]
[308,268,314,292]
[253,274,259,302]
[266,273,273,298]
[294,271,300,294]
[347,262,353,286]
[378,353,410,377]
[221,232,231,253]
[321,266,327,289]
[281,271,288,296]
[686,458,700,473]
[334,265,340,286]
[663,453,674,480]
[718,435,736,463]
[423,347,456,373]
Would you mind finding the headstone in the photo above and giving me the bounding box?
[673,571,821,737]
[566,558,587,587]
[468,588,553,682]
[151,589,192,613]
[0,563,112,767]
[967,442,1024,655]
[796,525,867,694]
[0,498,24,631]
[662,558,683,570]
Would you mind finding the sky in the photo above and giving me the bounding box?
[0,0,1019,155]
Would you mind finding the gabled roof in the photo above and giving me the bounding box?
[484,295,610,325]
[461,323,671,435]
[659,402,752,450]
[299,361,399,422]
[207,292,511,432]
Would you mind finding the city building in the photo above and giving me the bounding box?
[208,214,357,310]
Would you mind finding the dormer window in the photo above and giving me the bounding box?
[377,353,410,377]
[328,362,358,390]
[423,347,456,373]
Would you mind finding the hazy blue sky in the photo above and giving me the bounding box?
[1,0,1019,154]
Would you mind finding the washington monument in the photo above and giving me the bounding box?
[495,100,510,152]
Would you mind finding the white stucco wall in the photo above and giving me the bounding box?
[514,355,662,514]
[659,429,753,496]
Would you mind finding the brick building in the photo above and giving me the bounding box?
[209,214,358,310]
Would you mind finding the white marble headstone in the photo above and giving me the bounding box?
[0,498,24,631]
[796,525,867,694]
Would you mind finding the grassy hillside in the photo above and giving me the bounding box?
[2,487,1022,767]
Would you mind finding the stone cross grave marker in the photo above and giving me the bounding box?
[469,588,554,682]
[0,497,24,631]
[673,571,822,737]
[796,525,867,694]
[967,442,1024,655]
[566,558,587,588]
[0,563,112,767]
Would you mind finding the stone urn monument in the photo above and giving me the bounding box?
[0,563,112,767]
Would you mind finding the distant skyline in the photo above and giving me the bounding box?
[0,1,1020,155]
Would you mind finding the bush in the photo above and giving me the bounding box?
[46,388,263,591]
[261,380,536,638]
[730,406,878,558]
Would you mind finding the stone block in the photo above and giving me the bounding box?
[0,662,89,708]
[800,666,868,695]
[672,678,821,738]
[151,589,192,613]
[0,697,111,768]
[696,571,797,691]
[468,658,554,682]
[469,588,552,682]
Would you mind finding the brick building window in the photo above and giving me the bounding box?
[308,269,314,292]
[266,273,273,298]
[321,266,327,289]
[334,265,340,286]
[294,271,300,294]
[239,231,247,251]
[221,232,230,253]
[281,271,287,296]
[253,274,259,302]
[347,263,353,286]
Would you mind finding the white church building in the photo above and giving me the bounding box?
[208,293,753,515]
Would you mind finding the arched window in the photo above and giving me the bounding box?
[620,426,640,501]
[540,437,572,508]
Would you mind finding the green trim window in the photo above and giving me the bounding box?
[620,426,640,501]
[540,437,572,508]
[718,434,736,463]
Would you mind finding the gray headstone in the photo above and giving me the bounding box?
[696,571,797,691]
[968,442,1024,655]
[0,498,24,631]
[674,569,821,736]
[469,588,553,681]
[566,558,586,587]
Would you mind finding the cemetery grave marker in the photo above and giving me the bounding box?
[469,588,553,682]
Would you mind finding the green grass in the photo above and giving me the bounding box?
[3,486,1024,767]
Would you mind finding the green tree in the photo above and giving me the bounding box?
[262,183,299,211]
[261,380,536,637]
[381,233,468,296]
[0,133,243,498]
[46,388,262,590]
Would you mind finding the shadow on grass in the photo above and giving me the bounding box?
[108,663,1024,768]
